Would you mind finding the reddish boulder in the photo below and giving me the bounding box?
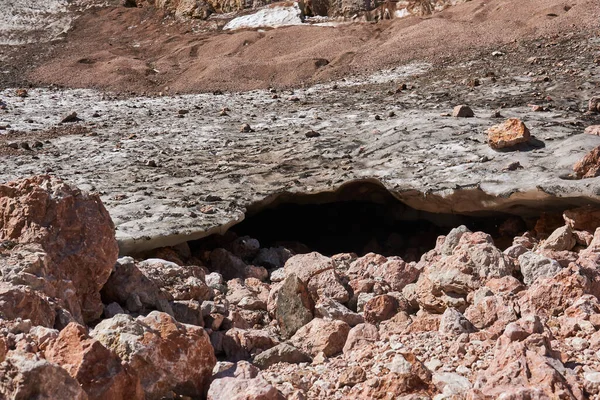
[46,323,143,400]
[363,294,399,324]
[0,176,118,323]
[290,318,350,357]
[487,118,531,149]
[471,316,584,399]
[564,206,600,232]
[91,311,216,399]
[0,283,55,328]
[519,264,591,318]
[573,145,600,179]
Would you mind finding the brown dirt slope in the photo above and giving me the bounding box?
[21,0,600,93]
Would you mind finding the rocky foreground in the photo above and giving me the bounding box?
[1,175,600,399]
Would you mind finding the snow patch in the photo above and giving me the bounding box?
[223,3,304,31]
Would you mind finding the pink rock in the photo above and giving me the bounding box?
[91,311,216,399]
[348,352,432,398]
[0,283,55,328]
[564,207,600,232]
[0,176,118,323]
[471,317,584,399]
[363,294,399,324]
[284,252,335,283]
[290,318,350,357]
[223,328,278,362]
[519,264,591,318]
[46,323,143,400]
[208,377,284,400]
[366,257,420,291]
[343,323,379,354]
[413,231,514,313]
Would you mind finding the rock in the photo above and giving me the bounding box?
[518,251,562,286]
[0,283,55,328]
[366,257,420,291]
[45,323,143,400]
[471,316,583,399]
[440,225,471,255]
[438,307,476,336]
[276,274,314,339]
[541,225,576,251]
[343,323,379,354]
[574,145,600,179]
[519,264,591,318]
[290,318,350,357]
[414,231,514,313]
[137,258,212,300]
[240,123,253,133]
[315,297,364,326]
[305,130,320,138]
[338,366,367,387]
[464,288,518,335]
[433,372,472,395]
[584,371,600,395]
[452,105,474,118]
[210,248,249,280]
[0,354,88,400]
[223,328,278,361]
[487,118,531,149]
[307,268,350,303]
[0,176,118,323]
[363,294,399,324]
[227,278,269,311]
[585,125,600,136]
[350,352,432,397]
[60,112,81,123]
[564,206,600,232]
[122,0,137,7]
[589,97,600,113]
[252,343,311,369]
[101,257,173,315]
[208,377,283,400]
[91,311,216,399]
[284,252,334,283]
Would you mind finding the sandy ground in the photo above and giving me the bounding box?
[0,0,598,93]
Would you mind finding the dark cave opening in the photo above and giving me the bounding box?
[192,181,530,262]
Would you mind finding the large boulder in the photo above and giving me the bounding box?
[0,354,88,400]
[470,316,584,399]
[283,252,349,302]
[0,176,118,323]
[276,274,314,339]
[45,323,143,400]
[91,311,216,399]
[290,318,350,357]
[518,251,563,286]
[413,230,514,313]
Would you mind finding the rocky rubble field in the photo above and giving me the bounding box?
[1,175,600,399]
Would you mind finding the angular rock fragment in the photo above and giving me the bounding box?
[290,318,350,357]
[276,274,314,338]
[45,323,143,400]
[91,311,216,399]
[452,105,474,118]
[487,118,531,149]
[573,145,600,179]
